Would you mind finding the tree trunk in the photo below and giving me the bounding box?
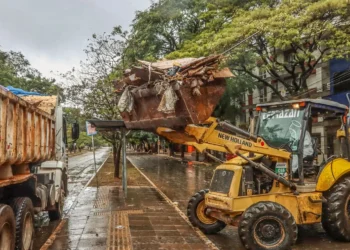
[181,145,186,159]
[195,150,199,161]
[113,142,122,178]
[169,143,175,157]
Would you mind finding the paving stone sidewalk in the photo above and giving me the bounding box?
[48,185,213,250]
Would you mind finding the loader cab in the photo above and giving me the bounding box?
[256,99,349,184]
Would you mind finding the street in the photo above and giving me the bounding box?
[127,154,350,250]
[33,147,110,249]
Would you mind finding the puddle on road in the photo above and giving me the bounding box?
[128,155,215,212]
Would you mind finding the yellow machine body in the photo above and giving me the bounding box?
[316,158,350,191]
[157,114,350,227]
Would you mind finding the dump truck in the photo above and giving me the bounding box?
[0,87,79,250]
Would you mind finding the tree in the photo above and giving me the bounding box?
[168,0,350,99]
[125,0,254,62]
[127,131,158,152]
[213,73,256,123]
[125,0,207,61]
[63,32,127,178]
[0,49,61,95]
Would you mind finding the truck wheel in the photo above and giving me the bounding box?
[239,202,298,250]
[9,198,34,250]
[187,189,226,234]
[48,192,63,221]
[322,177,350,241]
[0,204,16,250]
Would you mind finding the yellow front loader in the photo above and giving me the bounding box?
[157,99,350,250]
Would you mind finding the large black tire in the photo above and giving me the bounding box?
[9,198,34,250]
[322,177,350,241]
[0,204,16,250]
[48,192,63,221]
[239,202,298,250]
[187,189,226,234]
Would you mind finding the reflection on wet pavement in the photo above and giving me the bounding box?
[34,148,110,250]
[48,186,213,250]
[128,154,350,250]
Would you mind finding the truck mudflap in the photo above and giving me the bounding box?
[116,55,232,130]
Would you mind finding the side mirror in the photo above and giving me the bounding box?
[72,122,80,140]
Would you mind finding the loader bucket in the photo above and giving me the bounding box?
[120,78,226,130]
[117,56,232,131]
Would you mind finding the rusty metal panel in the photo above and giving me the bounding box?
[118,55,231,131]
[0,88,56,179]
[121,79,226,130]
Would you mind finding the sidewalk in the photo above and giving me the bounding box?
[46,157,215,250]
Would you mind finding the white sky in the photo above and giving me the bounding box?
[0,0,151,78]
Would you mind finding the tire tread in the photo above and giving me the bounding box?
[187,189,226,234]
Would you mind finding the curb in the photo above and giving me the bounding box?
[128,156,219,250]
[84,154,110,188]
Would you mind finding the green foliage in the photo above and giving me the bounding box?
[167,0,350,98]
[64,107,109,148]
[0,49,61,95]
[124,0,256,62]
[213,73,256,122]
[127,131,158,151]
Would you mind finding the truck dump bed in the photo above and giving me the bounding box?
[116,55,232,130]
[0,87,56,179]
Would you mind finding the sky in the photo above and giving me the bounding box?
[0,0,151,78]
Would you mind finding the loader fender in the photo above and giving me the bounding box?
[316,158,350,192]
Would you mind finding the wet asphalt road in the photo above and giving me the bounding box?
[127,154,350,250]
[33,147,110,249]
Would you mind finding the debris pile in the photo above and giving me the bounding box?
[21,96,57,115]
[115,55,233,130]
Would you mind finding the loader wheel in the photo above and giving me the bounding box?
[9,198,34,250]
[322,177,350,241]
[187,189,226,234]
[239,202,298,250]
[0,204,16,250]
[48,191,63,221]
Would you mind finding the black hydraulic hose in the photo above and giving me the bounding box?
[204,151,224,163]
[219,121,258,142]
[236,151,296,191]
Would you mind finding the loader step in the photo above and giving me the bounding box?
[296,183,316,192]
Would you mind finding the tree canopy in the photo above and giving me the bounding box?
[0,49,61,95]
[167,0,350,98]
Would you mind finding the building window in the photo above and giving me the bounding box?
[259,86,267,103]
[259,68,267,79]
[284,50,294,64]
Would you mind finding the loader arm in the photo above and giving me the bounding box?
[156,117,291,160]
